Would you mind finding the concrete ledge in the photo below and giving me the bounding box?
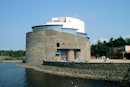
[43,61,130,70]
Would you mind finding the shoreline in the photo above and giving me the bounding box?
[15,63,128,82]
[1,60,22,63]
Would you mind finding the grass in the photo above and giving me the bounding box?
[1,60,22,63]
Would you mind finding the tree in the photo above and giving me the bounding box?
[91,40,109,57]
[0,50,25,58]
[126,38,130,45]
[113,37,126,47]
[91,36,128,58]
[108,38,114,47]
[91,45,98,56]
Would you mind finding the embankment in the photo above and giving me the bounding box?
[16,61,130,83]
[1,60,22,63]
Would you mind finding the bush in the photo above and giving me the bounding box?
[5,58,13,60]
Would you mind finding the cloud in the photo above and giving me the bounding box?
[92,40,99,44]
[92,38,109,44]
[124,34,130,38]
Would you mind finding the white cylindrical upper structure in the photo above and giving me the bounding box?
[44,17,85,33]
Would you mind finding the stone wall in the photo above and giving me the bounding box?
[43,61,130,83]
[26,30,90,64]
[43,61,129,70]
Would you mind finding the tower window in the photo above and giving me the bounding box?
[57,43,60,47]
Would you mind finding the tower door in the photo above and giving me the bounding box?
[61,50,67,60]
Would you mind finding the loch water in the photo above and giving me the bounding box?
[0,63,121,87]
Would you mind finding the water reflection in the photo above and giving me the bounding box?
[25,69,120,87]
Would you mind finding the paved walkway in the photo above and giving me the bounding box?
[88,59,130,63]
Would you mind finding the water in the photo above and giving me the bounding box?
[0,63,121,87]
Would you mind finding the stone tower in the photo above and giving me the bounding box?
[25,17,90,64]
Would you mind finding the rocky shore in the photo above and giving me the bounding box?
[15,62,130,84]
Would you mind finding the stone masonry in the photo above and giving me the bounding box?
[26,30,90,64]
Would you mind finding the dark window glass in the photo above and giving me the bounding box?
[57,43,60,47]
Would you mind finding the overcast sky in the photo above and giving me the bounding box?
[0,0,130,50]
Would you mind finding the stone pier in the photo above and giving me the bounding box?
[67,49,74,61]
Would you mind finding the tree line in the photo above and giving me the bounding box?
[91,37,130,58]
[0,50,25,59]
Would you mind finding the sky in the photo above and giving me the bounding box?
[0,0,130,50]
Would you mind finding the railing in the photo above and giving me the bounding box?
[32,25,88,40]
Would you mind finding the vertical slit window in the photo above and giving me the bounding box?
[57,43,60,47]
